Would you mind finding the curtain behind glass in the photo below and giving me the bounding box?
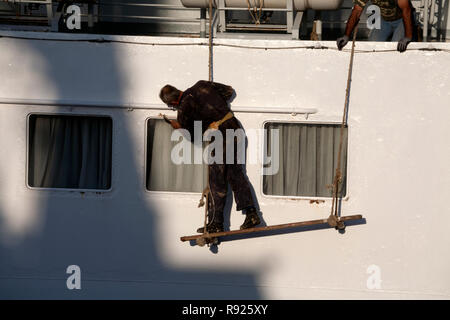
[28,115,112,189]
[263,123,347,198]
[146,119,207,192]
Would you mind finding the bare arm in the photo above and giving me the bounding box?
[169,120,182,129]
[160,113,182,129]
[337,5,363,50]
[398,0,413,39]
[345,5,364,37]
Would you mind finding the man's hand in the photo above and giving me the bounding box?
[159,113,181,129]
[338,5,362,51]
[159,113,171,124]
[337,35,350,50]
[397,37,411,52]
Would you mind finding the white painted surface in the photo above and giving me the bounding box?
[0,31,449,299]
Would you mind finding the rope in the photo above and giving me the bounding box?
[198,0,215,241]
[328,25,359,228]
[246,0,264,25]
[208,0,213,82]
[2,35,449,54]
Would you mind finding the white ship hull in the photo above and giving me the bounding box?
[0,31,449,299]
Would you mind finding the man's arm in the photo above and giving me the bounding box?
[169,120,182,129]
[398,0,413,39]
[397,0,413,52]
[337,4,364,50]
[345,4,364,37]
[160,113,182,129]
[210,82,235,102]
[176,101,197,139]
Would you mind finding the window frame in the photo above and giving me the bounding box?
[26,112,114,193]
[144,116,207,195]
[260,119,350,201]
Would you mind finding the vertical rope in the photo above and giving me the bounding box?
[330,25,359,223]
[201,0,214,238]
[208,0,213,82]
[246,0,264,25]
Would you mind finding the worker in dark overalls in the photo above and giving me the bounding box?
[159,80,260,233]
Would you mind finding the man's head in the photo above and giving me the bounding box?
[159,84,183,109]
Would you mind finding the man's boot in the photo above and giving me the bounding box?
[240,207,261,230]
[196,221,224,234]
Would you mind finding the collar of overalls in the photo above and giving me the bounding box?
[171,91,184,106]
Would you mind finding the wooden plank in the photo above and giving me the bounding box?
[180,214,363,242]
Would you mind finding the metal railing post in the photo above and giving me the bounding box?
[200,8,207,37]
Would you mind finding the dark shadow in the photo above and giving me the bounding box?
[0,31,261,299]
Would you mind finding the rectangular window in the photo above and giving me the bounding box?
[146,119,207,192]
[28,114,112,190]
[263,122,348,198]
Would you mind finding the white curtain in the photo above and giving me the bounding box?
[146,119,207,192]
[263,123,347,198]
[28,115,112,189]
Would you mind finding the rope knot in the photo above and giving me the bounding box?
[198,187,210,208]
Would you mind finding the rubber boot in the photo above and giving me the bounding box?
[196,221,224,234]
[240,207,261,230]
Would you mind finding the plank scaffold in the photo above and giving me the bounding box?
[180,214,363,243]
